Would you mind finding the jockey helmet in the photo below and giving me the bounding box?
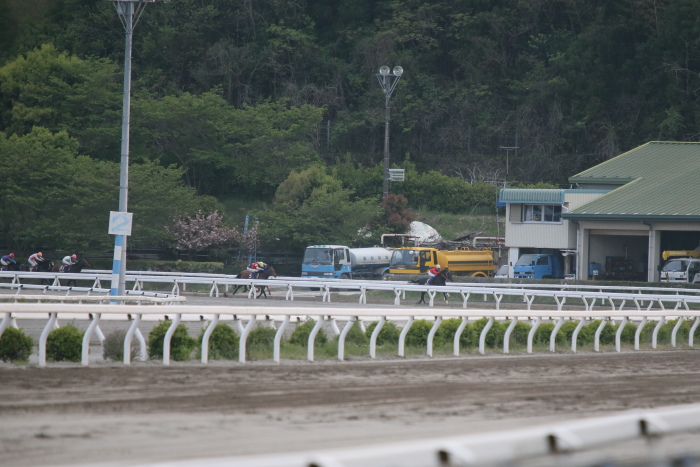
[258,262,266,268]
[71,254,77,259]
[9,253,14,258]
[38,252,43,257]
[435,264,441,269]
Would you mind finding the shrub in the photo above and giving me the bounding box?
[289,319,328,347]
[531,322,566,346]
[472,318,505,348]
[47,325,83,362]
[502,320,532,346]
[0,328,33,362]
[585,320,615,345]
[148,321,197,361]
[659,318,696,343]
[103,329,140,361]
[405,319,433,348]
[341,321,369,346]
[559,320,594,346]
[198,323,239,360]
[433,318,479,350]
[247,326,277,348]
[365,321,400,346]
[613,322,638,344]
[434,318,460,347]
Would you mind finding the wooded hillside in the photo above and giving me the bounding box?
[3,0,698,187]
[1,0,698,257]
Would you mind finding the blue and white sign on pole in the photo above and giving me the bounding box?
[109,211,133,236]
[109,211,133,298]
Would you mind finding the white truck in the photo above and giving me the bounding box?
[301,245,391,280]
[659,250,700,283]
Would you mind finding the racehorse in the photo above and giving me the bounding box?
[21,260,55,284]
[230,266,277,298]
[26,260,54,273]
[415,268,453,305]
[52,259,93,286]
[0,262,20,272]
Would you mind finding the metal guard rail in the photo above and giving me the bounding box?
[197,403,700,467]
[2,272,700,312]
[3,302,700,367]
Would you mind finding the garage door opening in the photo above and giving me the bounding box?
[588,234,647,281]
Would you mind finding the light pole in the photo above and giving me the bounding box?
[107,0,164,298]
[376,65,403,201]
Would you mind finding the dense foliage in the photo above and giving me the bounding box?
[0,327,33,362]
[147,321,197,361]
[46,325,83,362]
[3,0,700,255]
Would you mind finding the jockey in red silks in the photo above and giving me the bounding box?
[427,264,442,285]
[246,261,267,278]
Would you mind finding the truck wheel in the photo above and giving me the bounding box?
[472,272,487,277]
[382,273,393,281]
[340,273,350,280]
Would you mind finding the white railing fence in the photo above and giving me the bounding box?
[182,403,700,467]
[3,300,700,367]
[2,271,700,312]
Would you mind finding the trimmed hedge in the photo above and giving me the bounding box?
[0,328,33,362]
[197,323,239,360]
[365,321,400,346]
[289,319,328,347]
[148,321,197,361]
[125,260,224,273]
[47,325,83,362]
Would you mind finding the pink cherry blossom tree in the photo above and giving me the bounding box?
[166,211,260,262]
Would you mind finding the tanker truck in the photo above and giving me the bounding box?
[387,247,495,277]
[301,245,391,280]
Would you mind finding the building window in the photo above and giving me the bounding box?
[523,204,562,223]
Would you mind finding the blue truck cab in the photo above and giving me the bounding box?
[513,253,563,279]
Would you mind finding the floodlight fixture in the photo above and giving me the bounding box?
[376,65,405,201]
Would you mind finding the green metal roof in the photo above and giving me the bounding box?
[566,141,700,221]
[499,188,564,204]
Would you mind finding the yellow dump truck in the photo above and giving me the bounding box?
[388,247,495,277]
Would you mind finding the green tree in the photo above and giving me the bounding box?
[0,128,215,252]
[263,166,381,251]
[0,44,121,158]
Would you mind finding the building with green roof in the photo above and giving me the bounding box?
[498,142,700,282]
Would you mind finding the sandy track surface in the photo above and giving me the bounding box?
[2,350,700,466]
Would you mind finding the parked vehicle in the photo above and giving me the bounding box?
[388,247,494,277]
[659,257,700,283]
[494,264,509,279]
[513,253,563,279]
[301,245,391,280]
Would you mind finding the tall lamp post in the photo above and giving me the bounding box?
[376,65,403,201]
[107,0,164,298]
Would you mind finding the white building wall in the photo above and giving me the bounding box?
[504,193,605,249]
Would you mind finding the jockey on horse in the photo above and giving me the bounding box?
[28,252,47,272]
[246,261,268,279]
[0,253,17,271]
[60,254,78,273]
[426,264,442,285]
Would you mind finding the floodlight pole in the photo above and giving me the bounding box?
[109,0,152,298]
[376,66,403,202]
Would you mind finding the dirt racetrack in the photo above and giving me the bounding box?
[2,350,700,466]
